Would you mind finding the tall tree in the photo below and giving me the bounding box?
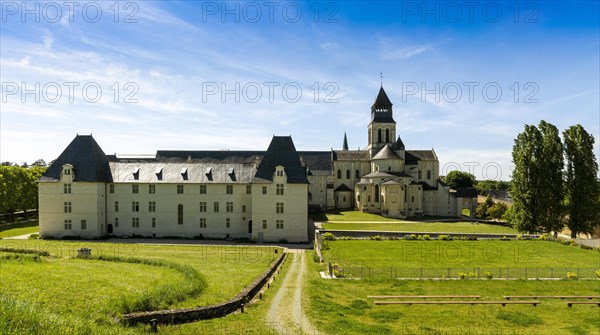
[537,121,565,234]
[444,171,476,189]
[563,125,599,238]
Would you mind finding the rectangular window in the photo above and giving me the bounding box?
[276,220,284,229]
[115,217,119,228]
[276,202,284,214]
[81,220,86,230]
[177,184,184,194]
[262,186,267,195]
[149,201,156,212]
[262,220,267,229]
[427,170,431,179]
[242,205,246,213]
[246,185,252,194]
[200,185,207,194]
[226,218,230,228]
[64,202,72,213]
[149,184,155,194]
[199,218,207,228]
[132,184,139,194]
[226,185,233,194]
[152,218,156,228]
[276,184,284,195]
[178,205,183,225]
[109,184,114,193]
[199,202,207,212]
[114,201,119,212]
[132,201,139,212]
[412,196,415,203]
[132,217,139,228]
[213,202,219,212]
[64,183,71,194]
[226,202,233,212]
[64,220,72,230]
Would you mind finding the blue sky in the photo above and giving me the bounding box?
[1,0,598,180]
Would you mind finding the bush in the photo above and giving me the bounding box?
[323,232,336,241]
[516,234,522,240]
[438,234,451,241]
[538,233,550,241]
[27,233,39,240]
[500,236,509,241]
[567,272,578,280]
[559,239,571,245]
[370,235,382,241]
[569,241,577,246]
[388,236,399,240]
[595,269,600,278]
[405,234,417,240]
[458,272,467,280]
[468,271,479,279]
[484,271,493,279]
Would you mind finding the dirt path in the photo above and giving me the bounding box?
[266,249,323,335]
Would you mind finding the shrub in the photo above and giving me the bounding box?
[388,236,399,240]
[569,241,577,246]
[567,272,578,280]
[27,233,39,240]
[559,239,571,245]
[339,236,355,240]
[500,236,509,241]
[458,272,467,280]
[538,233,550,241]
[323,232,336,241]
[438,234,451,241]
[370,235,382,241]
[516,234,523,240]
[405,234,417,240]
[422,234,430,240]
[484,271,493,279]
[595,269,600,278]
[468,271,479,279]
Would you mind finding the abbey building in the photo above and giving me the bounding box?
[38,86,475,241]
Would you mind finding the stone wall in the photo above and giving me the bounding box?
[122,251,287,326]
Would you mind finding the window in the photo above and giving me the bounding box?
[276,170,284,177]
[276,202,284,214]
[242,205,246,213]
[226,218,230,228]
[276,184,284,195]
[226,185,233,194]
[355,169,360,179]
[177,184,184,194]
[109,184,114,193]
[276,220,284,229]
[375,185,380,202]
[64,183,71,194]
[337,169,342,179]
[64,220,72,230]
[346,169,350,179]
[246,185,252,194]
[149,201,156,212]
[378,129,382,143]
[132,167,139,180]
[149,184,155,194]
[114,217,119,227]
[418,170,422,179]
[213,202,219,212]
[132,184,139,194]
[427,170,431,179]
[132,217,139,228]
[262,220,267,229]
[199,218,207,228]
[178,204,183,225]
[412,196,415,203]
[64,202,71,213]
[114,201,119,212]
[132,201,139,212]
[386,129,390,143]
[200,185,207,194]
[152,218,156,228]
[262,186,267,195]
[226,202,233,212]
[81,220,86,230]
[199,202,207,212]
[64,167,71,175]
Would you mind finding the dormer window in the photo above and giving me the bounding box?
[205,167,212,181]
[181,168,188,180]
[132,167,140,180]
[155,167,163,180]
[61,164,74,182]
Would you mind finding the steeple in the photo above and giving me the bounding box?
[342,132,349,151]
[371,86,395,123]
[368,85,397,157]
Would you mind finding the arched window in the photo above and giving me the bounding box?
[377,129,382,143]
[355,169,360,179]
[375,185,380,202]
[346,169,350,179]
[177,204,183,225]
[337,169,342,179]
[386,129,390,142]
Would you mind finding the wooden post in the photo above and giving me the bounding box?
[150,319,158,333]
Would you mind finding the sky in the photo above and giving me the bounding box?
[1,0,599,180]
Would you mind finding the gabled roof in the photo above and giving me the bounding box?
[334,184,353,192]
[405,150,437,162]
[40,135,112,182]
[372,145,400,160]
[254,136,308,184]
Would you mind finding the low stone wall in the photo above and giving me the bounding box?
[321,229,538,240]
[121,251,287,326]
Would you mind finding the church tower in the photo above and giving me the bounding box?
[368,86,396,157]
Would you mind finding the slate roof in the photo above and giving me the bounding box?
[253,136,308,184]
[371,86,395,123]
[297,151,332,175]
[382,180,401,185]
[40,135,112,183]
[405,150,437,163]
[372,145,400,160]
[362,171,397,179]
[454,187,478,198]
[155,150,262,164]
[391,136,405,150]
[109,162,256,183]
[334,184,353,192]
[332,150,370,161]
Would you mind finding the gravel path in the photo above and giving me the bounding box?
[267,249,323,335]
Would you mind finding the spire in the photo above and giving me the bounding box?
[371,86,395,123]
[342,132,349,150]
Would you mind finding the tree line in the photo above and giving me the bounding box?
[0,160,48,216]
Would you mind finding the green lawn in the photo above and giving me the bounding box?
[0,220,39,238]
[322,221,518,234]
[0,240,282,334]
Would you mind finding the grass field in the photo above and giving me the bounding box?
[0,220,39,238]
[322,221,518,234]
[0,239,282,334]
[311,240,600,335]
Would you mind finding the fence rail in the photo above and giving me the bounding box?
[331,266,600,280]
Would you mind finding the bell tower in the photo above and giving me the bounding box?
[368,86,396,157]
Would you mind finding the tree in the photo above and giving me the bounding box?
[31,159,47,167]
[563,125,599,238]
[537,121,565,234]
[476,196,494,219]
[487,202,509,220]
[444,171,476,189]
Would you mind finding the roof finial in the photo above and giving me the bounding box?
[380,72,383,87]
